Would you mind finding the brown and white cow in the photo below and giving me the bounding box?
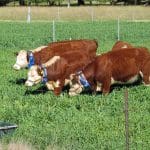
[112,40,133,51]
[25,50,95,95]
[13,39,98,70]
[69,47,150,96]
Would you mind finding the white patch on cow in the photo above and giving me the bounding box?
[139,71,143,78]
[13,50,28,70]
[122,45,128,49]
[69,91,78,96]
[46,81,54,90]
[96,82,102,91]
[111,75,139,85]
[54,80,60,88]
[44,56,60,67]
[32,46,47,53]
[143,83,150,86]
[69,83,83,96]
[65,79,71,86]
[25,65,42,86]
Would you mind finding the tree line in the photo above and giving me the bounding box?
[0,0,149,6]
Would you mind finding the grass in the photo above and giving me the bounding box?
[0,21,150,150]
[0,6,150,21]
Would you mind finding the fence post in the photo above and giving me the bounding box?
[27,6,31,23]
[68,0,70,8]
[124,89,129,150]
[52,20,56,42]
[117,17,120,41]
[91,7,94,22]
[57,7,60,21]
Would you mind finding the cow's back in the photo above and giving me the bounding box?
[34,39,97,65]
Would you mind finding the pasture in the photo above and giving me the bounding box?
[0,12,150,150]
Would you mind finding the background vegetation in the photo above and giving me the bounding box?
[0,20,150,149]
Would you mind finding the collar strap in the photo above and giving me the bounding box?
[41,65,48,84]
[27,51,35,68]
[78,71,91,88]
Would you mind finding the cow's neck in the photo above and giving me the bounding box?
[40,66,48,84]
[27,51,35,68]
[82,61,95,82]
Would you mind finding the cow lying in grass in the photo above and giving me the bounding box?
[13,39,98,70]
[25,50,95,95]
[69,47,150,96]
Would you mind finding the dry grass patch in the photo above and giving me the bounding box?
[0,6,150,21]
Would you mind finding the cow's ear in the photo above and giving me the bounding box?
[14,52,18,56]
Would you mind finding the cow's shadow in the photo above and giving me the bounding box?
[24,85,48,95]
[81,77,142,96]
[24,84,70,96]
[9,78,26,85]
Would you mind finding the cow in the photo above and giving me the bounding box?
[13,39,98,70]
[69,47,150,96]
[25,49,95,95]
[112,40,133,51]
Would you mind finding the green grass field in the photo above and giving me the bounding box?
[0,21,150,150]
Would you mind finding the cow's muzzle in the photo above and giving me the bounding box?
[25,80,34,87]
[13,64,21,70]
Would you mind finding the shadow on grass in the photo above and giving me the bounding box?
[9,78,26,85]
[80,78,142,96]
[24,85,48,95]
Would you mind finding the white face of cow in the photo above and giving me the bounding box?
[69,83,83,96]
[13,50,28,70]
[25,66,42,87]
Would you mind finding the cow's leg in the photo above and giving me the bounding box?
[53,79,65,96]
[101,77,111,95]
[143,74,150,86]
[142,59,150,86]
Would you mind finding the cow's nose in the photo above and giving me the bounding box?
[13,64,21,70]
[69,91,78,96]
[25,80,33,87]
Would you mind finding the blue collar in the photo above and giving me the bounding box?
[28,51,35,68]
[78,71,91,88]
[41,65,48,84]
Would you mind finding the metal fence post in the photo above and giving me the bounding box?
[57,7,60,21]
[52,20,56,42]
[124,89,129,150]
[27,6,31,23]
[91,7,94,22]
[117,17,120,41]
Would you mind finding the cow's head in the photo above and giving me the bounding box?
[25,65,43,87]
[13,50,28,70]
[13,46,47,71]
[69,74,83,96]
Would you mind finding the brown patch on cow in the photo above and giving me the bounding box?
[33,39,97,65]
